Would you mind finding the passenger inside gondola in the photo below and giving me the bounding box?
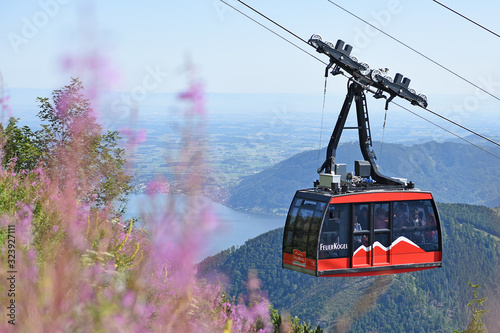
[353,218,362,245]
[410,208,424,243]
[425,212,438,248]
[357,206,369,230]
[374,203,390,247]
[418,211,426,227]
[374,207,388,229]
[393,203,409,241]
[393,203,409,228]
[361,235,369,246]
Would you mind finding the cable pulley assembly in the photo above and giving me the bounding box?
[308,35,428,110]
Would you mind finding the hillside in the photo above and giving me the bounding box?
[227,141,500,214]
[198,203,500,332]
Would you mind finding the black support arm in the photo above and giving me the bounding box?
[318,82,405,186]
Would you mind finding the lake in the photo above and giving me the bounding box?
[124,194,284,261]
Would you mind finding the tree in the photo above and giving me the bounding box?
[454,282,489,333]
[0,117,44,171]
[39,78,132,211]
[1,78,132,213]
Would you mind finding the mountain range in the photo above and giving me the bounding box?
[227,141,500,215]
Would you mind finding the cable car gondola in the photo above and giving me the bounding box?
[283,188,442,277]
[282,36,442,277]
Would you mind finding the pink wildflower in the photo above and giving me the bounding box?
[56,91,71,119]
[23,249,39,282]
[119,127,147,149]
[178,81,205,115]
[16,204,34,246]
[201,207,218,231]
[136,129,147,143]
[121,291,136,308]
[145,179,170,195]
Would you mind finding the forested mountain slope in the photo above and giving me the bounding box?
[198,203,500,332]
[227,141,500,214]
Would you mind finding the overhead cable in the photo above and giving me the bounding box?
[346,73,500,149]
[424,106,499,147]
[393,101,500,160]
[325,0,500,103]
[220,1,327,65]
[432,0,500,38]
[219,0,500,159]
[236,0,308,45]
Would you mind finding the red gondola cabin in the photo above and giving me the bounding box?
[283,189,442,276]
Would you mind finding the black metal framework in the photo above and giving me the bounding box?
[317,82,405,186]
[310,34,431,190]
[308,36,428,109]
[282,34,442,277]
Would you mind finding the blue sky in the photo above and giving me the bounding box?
[1,0,499,133]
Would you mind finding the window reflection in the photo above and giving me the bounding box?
[319,204,350,259]
[392,200,439,250]
[374,203,389,230]
[283,197,327,261]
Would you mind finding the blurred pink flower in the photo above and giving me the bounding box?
[55,91,71,119]
[0,60,279,332]
[201,206,218,231]
[178,81,205,115]
[35,167,44,177]
[145,179,170,195]
[121,291,136,308]
[15,204,34,246]
[120,127,147,149]
[61,51,120,111]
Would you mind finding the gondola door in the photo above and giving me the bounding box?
[372,202,391,266]
[352,202,392,268]
[352,203,372,267]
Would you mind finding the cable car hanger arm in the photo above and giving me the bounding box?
[317,81,406,187]
[308,35,428,110]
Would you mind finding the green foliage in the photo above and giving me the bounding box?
[438,203,500,238]
[36,77,92,145]
[0,117,44,171]
[198,203,500,332]
[80,218,146,272]
[270,307,323,333]
[1,78,132,213]
[0,166,62,263]
[454,283,489,333]
[0,166,144,271]
[0,78,137,267]
[0,77,283,331]
[38,78,132,211]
